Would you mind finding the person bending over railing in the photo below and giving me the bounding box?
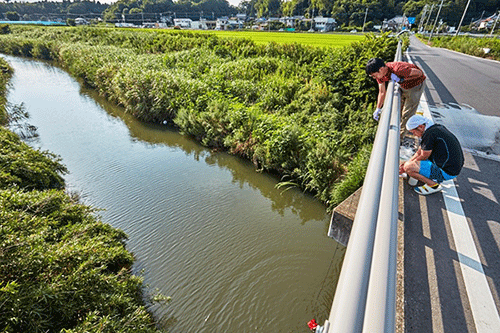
[366,57,427,139]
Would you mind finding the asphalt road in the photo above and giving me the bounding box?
[401,35,500,333]
[408,35,500,117]
[407,36,500,156]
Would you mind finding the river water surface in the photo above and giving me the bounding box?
[3,55,345,332]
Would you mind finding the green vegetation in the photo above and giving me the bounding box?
[0,1,109,21]
[428,35,500,61]
[0,26,399,209]
[188,30,365,47]
[1,0,500,33]
[0,56,12,124]
[0,53,163,332]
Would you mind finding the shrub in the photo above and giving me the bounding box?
[0,127,67,190]
[0,24,11,35]
[0,189,159,333]
[330,144,372,206]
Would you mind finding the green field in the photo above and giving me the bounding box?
[170,29,366,47]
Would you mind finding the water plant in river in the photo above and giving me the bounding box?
[0,26,399,209]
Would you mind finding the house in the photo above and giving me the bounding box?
[314,16,336,32]
[191,19,209,30]
[280,16,304,28]
[216,17,243,30]
[173,18,193,29]
[383,16,408,31]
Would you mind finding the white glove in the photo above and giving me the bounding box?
[373,108,382,121]
[390,73,401,83]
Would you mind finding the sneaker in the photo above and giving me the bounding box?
[414,184,442,195]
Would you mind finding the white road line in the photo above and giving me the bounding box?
[441,180,500,332]
[410,57,500,331]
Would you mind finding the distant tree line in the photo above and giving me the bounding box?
[0,0,108,21]
[1,0,499,28]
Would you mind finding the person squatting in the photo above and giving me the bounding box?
[399,115,464,195]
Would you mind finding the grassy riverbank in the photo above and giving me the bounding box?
[0,25,399,209]
[426,35,500,61]
[0,57,163,332]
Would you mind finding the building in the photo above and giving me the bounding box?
[383,16,408,31]
[215,17,243,30]
[280,16,305,28]
[173,18,193,29]
[314,16,336,32]
[191,19,209,30]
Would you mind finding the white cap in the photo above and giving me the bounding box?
[406,115,434,131]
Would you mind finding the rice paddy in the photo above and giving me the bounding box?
[172,29,366,47]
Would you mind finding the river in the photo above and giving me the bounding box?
[3,54,344,332]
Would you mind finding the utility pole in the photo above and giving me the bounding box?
[479,10,485,21]
[362,7,369,33]
[424,4,435,33]
[429,0,444,42]
[456,0,472,36]
[418,4,428,32]
[490,10,499,36]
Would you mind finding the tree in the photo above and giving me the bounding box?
[68,2,90,14]
[5,11,20,21]
[255,0,281,17]
[310,0,328,15]
[282,0,298,17]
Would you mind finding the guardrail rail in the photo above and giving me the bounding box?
[320,39,405,333]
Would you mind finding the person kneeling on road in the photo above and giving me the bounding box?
[399,115,464,195]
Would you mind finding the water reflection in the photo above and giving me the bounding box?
[3,54,342,332]
[83,87,328,224]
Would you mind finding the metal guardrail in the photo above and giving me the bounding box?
[321,40,404,333]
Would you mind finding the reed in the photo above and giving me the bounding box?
[0,26,399,209]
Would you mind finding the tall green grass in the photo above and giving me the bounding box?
[0,57,12,124]
[428,35,500,61]
[0,26,399,208]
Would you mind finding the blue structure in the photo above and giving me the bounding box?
[0,21,66,26]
